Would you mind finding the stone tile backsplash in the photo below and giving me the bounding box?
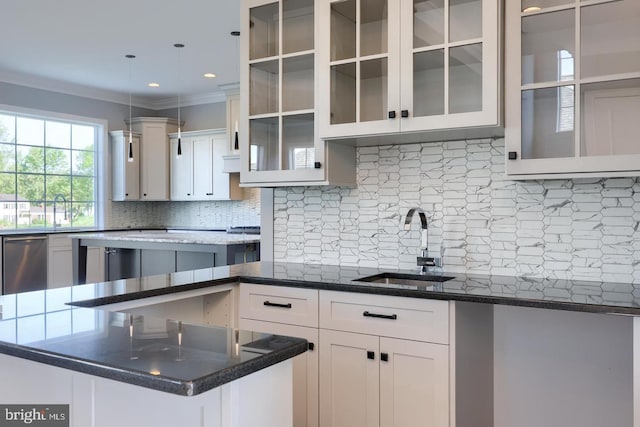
[273,138,640,284]
[109,187,261,230]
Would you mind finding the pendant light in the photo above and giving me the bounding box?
[126,54,136,162]
[174,43,184,158]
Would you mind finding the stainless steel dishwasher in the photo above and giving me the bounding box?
[2,235,48,294]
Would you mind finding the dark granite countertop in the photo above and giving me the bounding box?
[64,261,640,315]
[1,261,639,397]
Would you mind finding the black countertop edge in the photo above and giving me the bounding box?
[0,337,308,397]
[190,337,308,396]
[69,272,640,317]
[69,277,239,307]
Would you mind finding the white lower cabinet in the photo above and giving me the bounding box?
[237,285,493,427]
[319,330,449,427]
[318,291,450,427]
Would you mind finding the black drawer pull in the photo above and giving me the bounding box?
[363,311,397,320]
[367,351,375,360]
[381,352,389,362]
[263,301,292,309]
[308,342,315,351]
[401,109,409,118]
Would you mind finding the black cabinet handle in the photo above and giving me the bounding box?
[401,110,409,118]
[388,111,396,119]
[187,193,191,196]
[367,351,375,360]
[206,192,213,196]
[125,193,129,196]
[314,161,321,169]
[263,301,292,309]
[381,352,389,362]
[143,193,147,196]
[308,342,315,351]
[508,151,518,160]
[363,311,397,320]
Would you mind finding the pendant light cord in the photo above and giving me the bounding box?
[174,44,184,157]
[125,54,136,162]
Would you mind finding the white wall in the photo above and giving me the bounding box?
[272,138,640,284]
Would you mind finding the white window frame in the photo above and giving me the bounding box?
[0,104,108,230]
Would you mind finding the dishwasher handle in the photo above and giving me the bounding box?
[4,236,48,242]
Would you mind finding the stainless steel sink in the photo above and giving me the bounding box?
[355,272,455,288]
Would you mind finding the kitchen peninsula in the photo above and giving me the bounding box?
[1,261,637,427]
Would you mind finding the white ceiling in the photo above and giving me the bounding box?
[1,0,241,108]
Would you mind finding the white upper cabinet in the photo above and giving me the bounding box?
[240,0,356,187]
[110,130,140,201]
[318,0,501,141]
[505,0,640,178]
[169,129,243,201]
[128,117,178,201]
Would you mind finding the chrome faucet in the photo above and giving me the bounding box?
[53,194,68,228]
[403,208,439,273]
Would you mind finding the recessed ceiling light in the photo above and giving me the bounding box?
[148,82,160,88]
[203,73,217,78]
[523,6,541,12]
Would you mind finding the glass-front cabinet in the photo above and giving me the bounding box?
[505,0,640,177]
[240,0,356,186]
[318,0,501,139]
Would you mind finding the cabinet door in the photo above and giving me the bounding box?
[123,136,140,200]
[399,0,499,133]
[505,0,640,177]
[210,134,231,199]
[240,319,319,427]
[110,132,140,201]
[241,0,329,185]
[192,136,214,199]
[319,329,379,427]
[379,337,449,427]
[48,244,73,288]
[141,123,169,200]
[170,138,193,200]
[318,0,401,138]
[86,247,105,284]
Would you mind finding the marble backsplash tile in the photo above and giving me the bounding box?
[109,187,261,229]
[273,139,640,284]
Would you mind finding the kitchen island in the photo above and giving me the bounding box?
[0,273,304,427]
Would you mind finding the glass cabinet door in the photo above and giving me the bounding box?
[320,0,401,137]
[401,0,498,132]
[244,0,326,183]
[506,0,640,176]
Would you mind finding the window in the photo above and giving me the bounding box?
[556,49,575,133]
[0,111,98,230]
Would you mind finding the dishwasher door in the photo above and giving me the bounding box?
[2,236,48,294]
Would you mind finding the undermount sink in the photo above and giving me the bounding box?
[355,272,455,287]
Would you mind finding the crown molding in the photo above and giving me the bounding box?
[0,69,230,110]
[147,91,227,110]
[0,69,157,109]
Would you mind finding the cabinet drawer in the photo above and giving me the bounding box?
[239,283,319,327]
[319,291,449,344]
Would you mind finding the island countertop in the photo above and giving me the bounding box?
[73,229,261,246]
